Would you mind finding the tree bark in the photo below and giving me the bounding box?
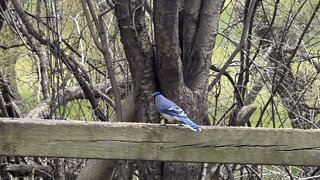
[154,0,223,179]
[115,1,161,179]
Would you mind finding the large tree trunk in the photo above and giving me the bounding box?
[114,0,222,178]
[114,1,161,179]
[153,0,222,179]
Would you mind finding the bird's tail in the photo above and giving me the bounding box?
[179,117,202,132]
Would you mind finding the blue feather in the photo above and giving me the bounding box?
[179,117,202,132]
[152,92,202,132]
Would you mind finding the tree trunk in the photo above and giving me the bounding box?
[153,0,223,179]
[115,1,161,179]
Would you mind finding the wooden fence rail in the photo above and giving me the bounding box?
[0,118,320,166]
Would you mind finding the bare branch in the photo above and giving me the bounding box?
[4,163,53,179]
[0,43,24,50]
[210,0,259,89]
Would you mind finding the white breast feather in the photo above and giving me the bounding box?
[161,113,180,122]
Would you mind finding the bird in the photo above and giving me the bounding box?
[152,92,202,132]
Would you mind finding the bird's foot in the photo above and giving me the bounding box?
[160,119,169,127]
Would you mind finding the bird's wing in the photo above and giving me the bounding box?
[162,104,202,132]
[163,105,187,117]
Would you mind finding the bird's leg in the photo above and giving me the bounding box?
[160,118,169,126]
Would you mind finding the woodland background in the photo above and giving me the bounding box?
[0,0,320,179]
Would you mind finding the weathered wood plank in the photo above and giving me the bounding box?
[0,118,320,166]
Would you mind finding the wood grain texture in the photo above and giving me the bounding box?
[1,118,320,166]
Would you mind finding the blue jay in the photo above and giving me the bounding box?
[152,92,202,132]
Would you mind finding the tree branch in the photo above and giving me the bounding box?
[0,43,25,50]
[4,163,53,179]
[210,0,259,89]
[10,0,108,121]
